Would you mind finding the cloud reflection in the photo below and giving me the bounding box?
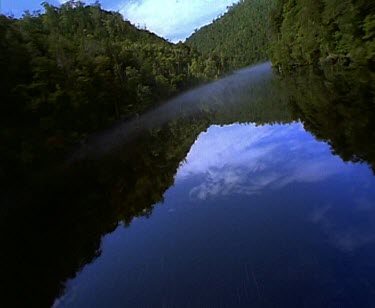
[309,200,375,252]
[177,123,344,200]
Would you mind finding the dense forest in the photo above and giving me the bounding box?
[187,0,374,70]
[186,0,277,70]
[2,1,375,305]
[3,0,374,182]
[0,1,226,187]
[269,0,375,68]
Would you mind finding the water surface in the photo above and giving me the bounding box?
[3,63,375,308]
[56,121,375,307]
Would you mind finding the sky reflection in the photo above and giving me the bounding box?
[55,122,375,308]
[177,123,345,200]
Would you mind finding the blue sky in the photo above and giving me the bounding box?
[1,0,238,42]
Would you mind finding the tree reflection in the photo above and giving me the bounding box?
[1,70,290,308]
[280,65,375,173]
[2,64,374,307]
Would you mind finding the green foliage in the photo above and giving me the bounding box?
[269,0,375,68]
[0,1,223,182]
[186,0,277,70]
[186,0,374,70]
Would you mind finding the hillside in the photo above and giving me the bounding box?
[269,0,375,68]
[187,0,374,70]
[1,1,225,183]
[186,0,277,70]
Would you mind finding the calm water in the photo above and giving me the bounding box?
[56,123,375,308]
[3,63,375,307]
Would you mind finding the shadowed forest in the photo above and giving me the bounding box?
[189,0,374,69]
[1,1,229,189]
[1,0,374,183]
[1,0,375,307]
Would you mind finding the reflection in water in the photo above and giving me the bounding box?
[282,65,375,173]
[3,62,290,308]
[2,63,375,307]
[56,123,375,308]
[70,62,290,160]
[178,123,343,200]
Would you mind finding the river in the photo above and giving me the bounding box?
[3,63,375,308]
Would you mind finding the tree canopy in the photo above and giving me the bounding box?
[268,0,375,68]
[186,0,277,70]
[0,1,225,184]
[186,0,375,70]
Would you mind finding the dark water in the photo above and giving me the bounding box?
[3,63,375,307]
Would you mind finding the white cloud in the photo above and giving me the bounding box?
[176,123,346,200]
[2,0,237,38]
[118,0,239,42]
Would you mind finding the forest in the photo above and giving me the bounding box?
[186,0,277,70]
[2,2,375,306]
[2,0,374,209]
[269,0,375,68]
[2,0,374,181]
[0,1,227,188]
[188,0,374,70]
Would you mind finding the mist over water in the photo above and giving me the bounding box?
[4,59,375,308]
[70,62,273,161]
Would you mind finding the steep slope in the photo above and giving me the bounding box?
[1,1,226,185]
[186,0,277,70]
[269,0,375,68]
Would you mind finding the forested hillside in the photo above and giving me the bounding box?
[186,0,277,70]
[187,0,374,70]
[0,1,224,182]
[2,0,374,188]
[269,0,375,68]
